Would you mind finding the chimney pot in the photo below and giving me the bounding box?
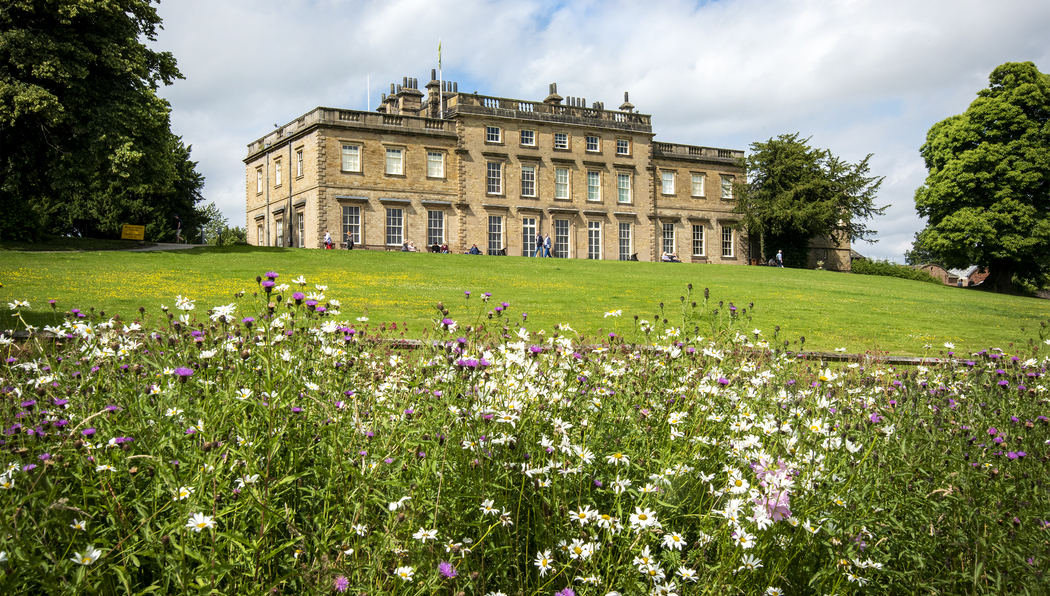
[453,82,457,92]
[431,68,436,80]
[403,76,408,88]
[390,83,395,94]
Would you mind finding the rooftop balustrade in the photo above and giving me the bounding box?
[652,142,744,161]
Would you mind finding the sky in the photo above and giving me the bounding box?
[149,0,1049,262]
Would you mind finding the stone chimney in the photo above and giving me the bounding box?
[425,69,441,117]
[396,76,424,116]
[382,83,399,113]
[619,91,634,112]
[543,82,563,105]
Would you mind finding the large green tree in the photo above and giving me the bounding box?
[902,229,942,266]
[734,133,886,268]
[0,0,204,241]
[914,61,1050,293]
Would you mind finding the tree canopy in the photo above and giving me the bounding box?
[0,0,205,241]
[913,61,1050,292]
[734,133,886,268]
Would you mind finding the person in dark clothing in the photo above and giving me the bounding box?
[468,244,481,255]
[534,232,544,257]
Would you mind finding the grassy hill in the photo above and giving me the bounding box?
[2,245,1046,355]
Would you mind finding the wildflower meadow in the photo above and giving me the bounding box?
[1,272,1048,595]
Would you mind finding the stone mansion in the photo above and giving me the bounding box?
[244,72,850,268]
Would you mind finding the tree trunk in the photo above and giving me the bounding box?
[985,262,1016,293]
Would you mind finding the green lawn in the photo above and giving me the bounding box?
[2,245,1046,355]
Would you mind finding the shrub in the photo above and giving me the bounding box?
[852,258,942,284]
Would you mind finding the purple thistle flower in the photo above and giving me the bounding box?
[555,589,575,596]
[293,292,305,302]
[464,291,470,297]
[334,575,349,592]
[438,561,458,578]
[82,428,96,436]
[265,271,279,280]
[21,400,36,408]
[261,280,275,293]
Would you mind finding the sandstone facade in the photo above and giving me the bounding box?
[245,74,793,264]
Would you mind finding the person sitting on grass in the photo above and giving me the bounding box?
[440,243,449,253]
[467,244,481,255]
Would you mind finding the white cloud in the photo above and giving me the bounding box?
[152,0,1048,260]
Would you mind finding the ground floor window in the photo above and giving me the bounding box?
[662,223,675,255]
[554,219,569,258]
[427,211,444,246]
[692,224,705,256]
[257,224,263,246]
[342,206,361,244]
[587,221,601,259]
[296,212,305,248]
[618,222,631,261]
[488,215,503,255]
[722,226,734,257]
[275,219,284,248]
[386,208,403,246]
[522,217,537,256]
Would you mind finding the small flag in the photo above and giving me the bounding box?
[438,39,442,70]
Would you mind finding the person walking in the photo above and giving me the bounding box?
[534,231,544,257]
[543,233,552,258]
[174,214,183,243]
[776,250,784,267]
[344,230,354,250]
[324,230,333,249]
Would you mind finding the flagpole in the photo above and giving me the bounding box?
[438,39,443,119]
[367,75,370,112]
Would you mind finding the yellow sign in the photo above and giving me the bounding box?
[121,225,145,240]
